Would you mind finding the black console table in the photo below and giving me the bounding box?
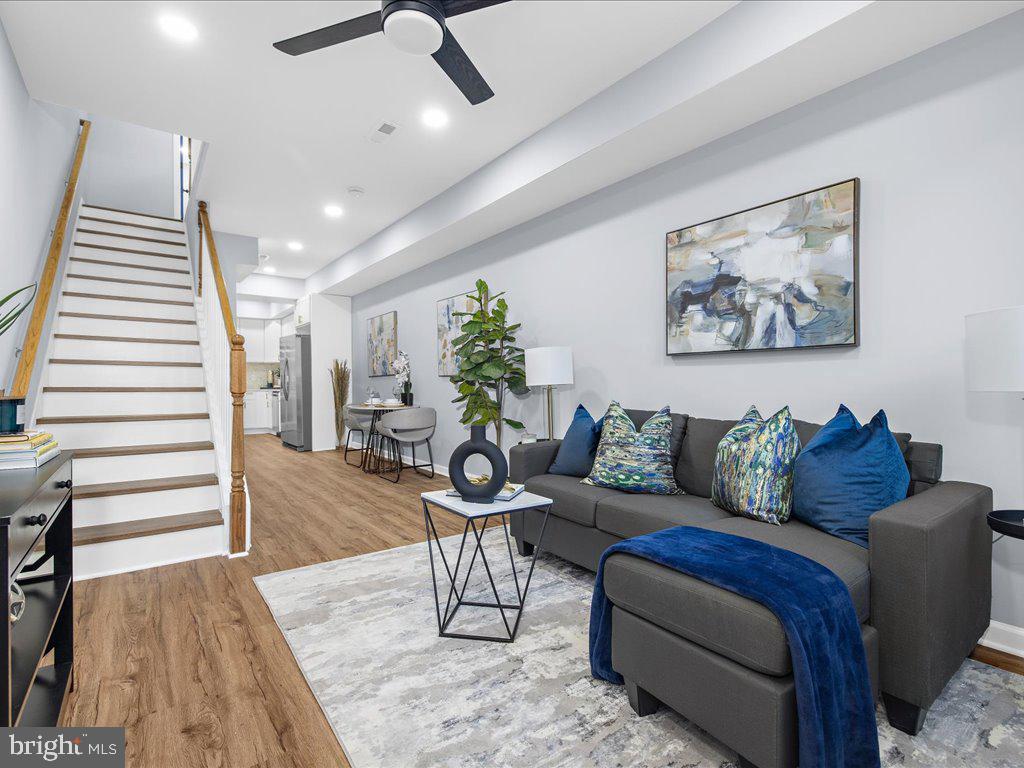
[1,452,73,727]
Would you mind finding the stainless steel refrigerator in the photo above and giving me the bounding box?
[279,334,311,451]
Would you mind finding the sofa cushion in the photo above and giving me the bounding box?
[548,404,604,477]
[584,403,681,495]
[595,494,730,539]
[624,408,688,464]
[603,517,869,677]
[523,474,624,527]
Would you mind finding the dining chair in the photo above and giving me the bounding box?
[377,407,436,483]
[343,405,374,467]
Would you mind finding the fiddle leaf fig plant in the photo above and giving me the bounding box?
[0,284,36,336]
[450,278,528,447]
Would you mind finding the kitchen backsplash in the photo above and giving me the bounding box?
[247,362,279,390]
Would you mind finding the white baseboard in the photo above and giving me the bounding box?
[979,620,1024,658]
[74,550,224,581]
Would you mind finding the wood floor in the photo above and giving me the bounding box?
[63,434,1023,766]
[65,434,454,767]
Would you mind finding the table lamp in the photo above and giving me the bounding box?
[525,347,574,440]
[965,306,1024,393]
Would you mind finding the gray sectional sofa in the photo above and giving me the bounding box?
[509,408,992,768]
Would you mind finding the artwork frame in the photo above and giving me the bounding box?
[665,178,859,357]
[367,311,398,377]
[436,292,474,377]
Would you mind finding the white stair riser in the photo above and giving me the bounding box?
[72,245,189,272]
[40,391,208,417]
[80,206,185,232]
[53,337,201,363]
[74,485,221,527]
[73,450,216,485]
[75,525,224,580]
[42,418,210,448]
[77,217,188,241]
[74,231,187,257]
[45,363,204,388]
[67,258,192,287]
[61,294,195,321]
[65,276,193,302]
[57,316,198,340]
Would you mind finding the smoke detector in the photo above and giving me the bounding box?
[347,186,365,198]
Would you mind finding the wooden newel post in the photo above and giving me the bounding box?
[229,333,246,554]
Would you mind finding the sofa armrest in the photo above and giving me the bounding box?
[869,481,992,710]
[509,440,562,484]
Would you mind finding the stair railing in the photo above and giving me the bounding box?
[196,201,247,554]
[9,119,91,399]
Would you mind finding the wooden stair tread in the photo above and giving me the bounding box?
[66,273,191,290]
[54,334,199,345]
[71,441,214,458]
[74,242,187,260]
[70,256,190,275]
[45,386,204,392]
[76,228,186,247]
[38,412,208,424]
[48,358,202,367]
[74,473,218,499]
[59,311,196,325]
[79,215,184,235]
[63,291,192,306]
[73,510,222,546]
[82,204,183,223]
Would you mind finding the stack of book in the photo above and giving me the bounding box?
[0,431,60,471]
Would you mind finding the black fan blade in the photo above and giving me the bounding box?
[431,29,493,105]
[273,11,381,56]
[442,0,511,18]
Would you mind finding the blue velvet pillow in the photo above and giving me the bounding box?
[793,405,910,547]
[549,405,604,477]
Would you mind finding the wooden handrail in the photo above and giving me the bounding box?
[197,200,247,555]
[10,119,91,398]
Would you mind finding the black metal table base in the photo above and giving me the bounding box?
[423,500,551,643]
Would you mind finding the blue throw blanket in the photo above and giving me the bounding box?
[590,526,880,768]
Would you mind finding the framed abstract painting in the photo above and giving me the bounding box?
[436,292,474,377]
[666,178,859,356]
[367,311,397,377]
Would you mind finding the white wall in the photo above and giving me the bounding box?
[352,17,1024,627]
[80,115,176,218]
[310,294,352,451]
[0,20,81,390]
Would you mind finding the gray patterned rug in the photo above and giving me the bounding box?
[254,536,1024,768]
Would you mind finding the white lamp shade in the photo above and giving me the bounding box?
[525,347,574,387]
[965,306,1024,392]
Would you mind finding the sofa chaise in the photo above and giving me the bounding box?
[509,408,992,768]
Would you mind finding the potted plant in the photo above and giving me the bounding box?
[392,351,413,405]
[0,283,38,434]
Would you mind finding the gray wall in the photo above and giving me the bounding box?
[352,16,1024,627]
[80,115,176,218]
[210,230,258,318]
[0,19,81,390]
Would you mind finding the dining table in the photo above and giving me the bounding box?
[349,402,418,474]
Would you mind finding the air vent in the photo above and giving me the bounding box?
[369,121,398,144]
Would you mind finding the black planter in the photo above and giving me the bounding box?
[401,391,414,406]
[0,397,25,435]
[449,424,508,504]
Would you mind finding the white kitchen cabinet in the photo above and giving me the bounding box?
[244,390,275,431]
[281,313,296,337]
[239,318,265,362]
[264,319,282,363]
[295,295,311,327]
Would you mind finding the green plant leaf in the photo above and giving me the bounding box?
[503,418,525,430]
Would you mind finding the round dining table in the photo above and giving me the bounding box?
[349,402,418,474]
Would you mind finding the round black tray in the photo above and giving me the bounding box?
[988,510,1024,540]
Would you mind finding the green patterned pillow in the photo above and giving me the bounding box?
[711,406,801,524]
[582,402,680,495]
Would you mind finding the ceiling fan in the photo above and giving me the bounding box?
[273,0,510,105]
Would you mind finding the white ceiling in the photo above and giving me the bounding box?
[0,0,735,278]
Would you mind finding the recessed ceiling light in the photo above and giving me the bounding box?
[263,266,276,274]
[323,204,343,218]
[421,107,449,130]
[287,241,303,251]
[159,14,198,43]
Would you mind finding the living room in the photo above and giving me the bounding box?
[1,1,1022,767]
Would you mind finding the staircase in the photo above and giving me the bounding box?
[32,203,225,578]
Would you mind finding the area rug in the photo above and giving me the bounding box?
[254,535,1024,768]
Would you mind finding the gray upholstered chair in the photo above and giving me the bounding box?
[377,407,436,482]
[343,404,374,467]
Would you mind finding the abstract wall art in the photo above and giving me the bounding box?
[367,311,398,377]
[666,178,858,355]
[436,292,474,377]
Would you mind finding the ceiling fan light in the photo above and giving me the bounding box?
[383,9,444,56]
